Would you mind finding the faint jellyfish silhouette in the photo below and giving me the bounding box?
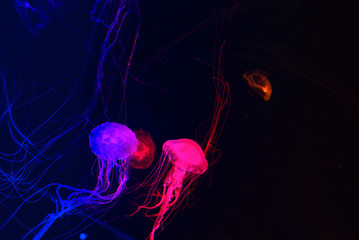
[130,129,156,169]
[14,0,64,35]
[141,139,208,240]
[242,70,272,101]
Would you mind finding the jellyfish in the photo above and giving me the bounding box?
[242,70,272,101]
[138,138,208,240]
[130,129,156,169]
[88,122,139,201]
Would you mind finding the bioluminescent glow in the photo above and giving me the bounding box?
[243,70,272,101]
[130,129,156,169]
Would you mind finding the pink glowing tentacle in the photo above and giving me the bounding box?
[149,167,186,240]
[149,186,173,240]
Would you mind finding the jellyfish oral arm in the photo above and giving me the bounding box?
[31,212,64,240]
[111,163,129,201]
[26,200,76,240]
[149,167,186,240]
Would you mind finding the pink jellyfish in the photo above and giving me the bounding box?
[139,138,208,240]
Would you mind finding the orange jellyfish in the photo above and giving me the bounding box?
[143,138,208,240]
[130,129,156,169]
[242,70,272,101]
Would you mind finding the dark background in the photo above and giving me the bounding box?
[0,0,358,240]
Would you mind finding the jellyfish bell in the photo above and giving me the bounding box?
[130,129,156,169]
[163,139,208,174]
[89,122,138,161]
[243,70,272,101]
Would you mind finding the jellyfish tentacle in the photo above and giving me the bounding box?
[149,167,186,240]
[111,162,128,201]
[28,199,76,240]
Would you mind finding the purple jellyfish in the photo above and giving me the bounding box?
[88,122,139,202]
